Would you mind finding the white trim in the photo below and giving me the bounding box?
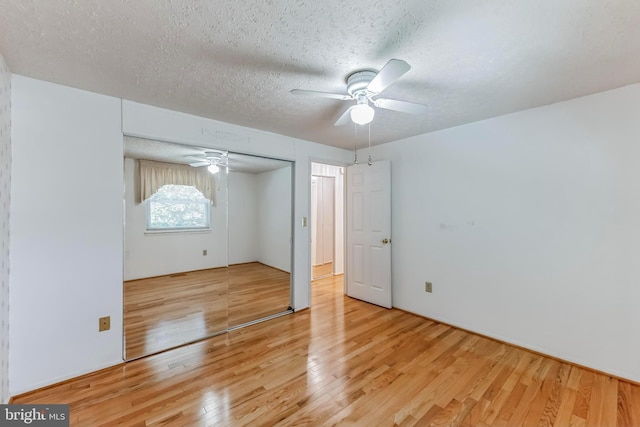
[144,228,212,236]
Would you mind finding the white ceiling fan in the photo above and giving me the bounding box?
[186,151,228,174]
[290,59,427,126]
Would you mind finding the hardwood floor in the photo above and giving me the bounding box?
[124,263,290,359]
[312,262,333,279]
[15,275,640,426]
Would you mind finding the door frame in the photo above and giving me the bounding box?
[308,160,347,292]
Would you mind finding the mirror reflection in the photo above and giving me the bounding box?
[123,137,292,360]
[227,153,293,327]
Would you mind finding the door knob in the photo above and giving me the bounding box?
[382,238,390,244]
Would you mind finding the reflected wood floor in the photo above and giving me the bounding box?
[15,275,640,426]
[228,263,291,327]
[124,263,290,359]
[124,268,228,359]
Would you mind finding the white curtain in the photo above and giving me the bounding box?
[138,159,217,205]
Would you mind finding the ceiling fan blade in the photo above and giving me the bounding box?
[334,106,355,126]
[186,155,206,161]
[189,161,210,167]
[366,59,411,94]
[290,89,352,101]
[373,98,428,115]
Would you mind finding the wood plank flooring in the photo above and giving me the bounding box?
[15,275,640,426]
[312,262,333,279]
[227,263,291,327]
[124,267,228,359]
[124,263,290,359]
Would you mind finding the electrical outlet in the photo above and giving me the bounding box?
[425,282,433,293]
[99,316,110,332]
[203,249,207,256]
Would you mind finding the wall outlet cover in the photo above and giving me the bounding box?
[99,316,111,332]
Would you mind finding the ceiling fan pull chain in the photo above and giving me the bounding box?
[354,122,359,165]
[368,122,373,166]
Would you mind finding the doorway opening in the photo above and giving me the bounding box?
[310,163,345,281]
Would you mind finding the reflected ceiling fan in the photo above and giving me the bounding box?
[290,59,427,126]
[186,151,228,174]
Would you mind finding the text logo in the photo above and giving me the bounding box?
[0,405,69,426]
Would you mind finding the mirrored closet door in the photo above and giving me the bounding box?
[123,137,293,360]
[227,153,293,327]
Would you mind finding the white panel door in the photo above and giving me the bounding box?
[346,160,392,308]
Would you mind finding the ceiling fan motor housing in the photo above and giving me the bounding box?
[346,70,377,96]
[290,59,425,126]
[205,150,225,159]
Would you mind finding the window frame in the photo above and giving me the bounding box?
[144,184,212,234]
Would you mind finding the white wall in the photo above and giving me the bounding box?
[123,158,228,280]
[0,53,12,404]
[228,171,259,264]
[257,167,292,272]
[372,83,640,382]
[10,76,124,394]
[229,166,293,272]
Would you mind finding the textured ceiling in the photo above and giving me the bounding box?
[1,0,640,149]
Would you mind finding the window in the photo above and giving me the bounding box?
[146,185,210,231]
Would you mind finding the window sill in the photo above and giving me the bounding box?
[144,228,212,236]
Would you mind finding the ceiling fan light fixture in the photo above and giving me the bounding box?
[350,103,375,125]
[208,164,220,174]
